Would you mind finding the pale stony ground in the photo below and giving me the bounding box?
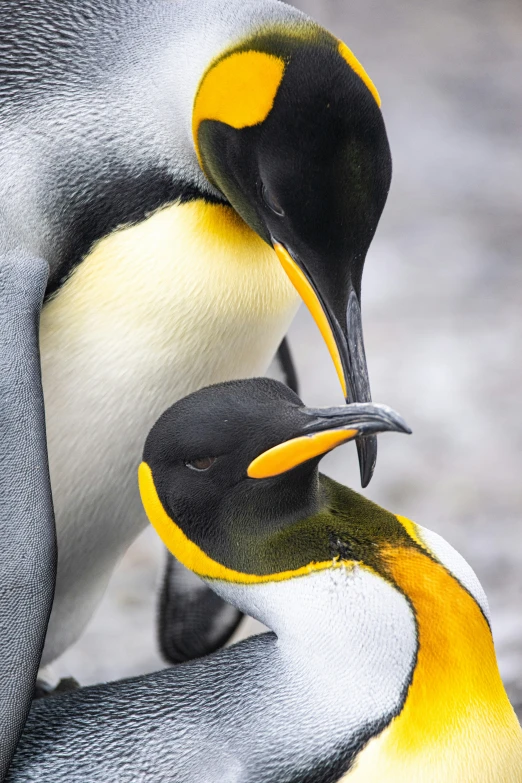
[53,0,522,709]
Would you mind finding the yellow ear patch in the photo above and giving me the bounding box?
[193,50,286,166]
[338,40,381,107]
[247,428,358,479]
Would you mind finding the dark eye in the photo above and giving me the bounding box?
[261,184,285,216]
[185,457,216,472]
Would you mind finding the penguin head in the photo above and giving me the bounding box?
[193,29,391,486]
[139,378,410,604]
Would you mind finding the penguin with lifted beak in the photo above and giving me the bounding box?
[0,0,391,772]
[8,379,522,782]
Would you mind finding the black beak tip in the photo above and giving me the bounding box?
[356,435,377,489]
[389,412,413,436]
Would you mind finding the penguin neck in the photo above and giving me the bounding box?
[212,565,417,747]
[272,565,415,684]
[346,545,522,781]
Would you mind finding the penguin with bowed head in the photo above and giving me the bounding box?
[0,0,392,769]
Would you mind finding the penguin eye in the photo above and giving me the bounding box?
[261,184,285,216]
[185,457,216,472]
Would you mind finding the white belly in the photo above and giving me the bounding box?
[40,200,299,664]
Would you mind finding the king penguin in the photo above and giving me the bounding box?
[8,379,522,782]
[0,0,392,774]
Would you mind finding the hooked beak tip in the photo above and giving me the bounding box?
[356,436,377,488]
[354,406,411,487]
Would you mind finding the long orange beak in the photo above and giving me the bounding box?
[275,244,348,398]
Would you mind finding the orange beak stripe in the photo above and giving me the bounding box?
[247,428,358,479]
[274,244,347,399]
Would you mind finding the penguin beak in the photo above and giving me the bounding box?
[273,242,376,487]
[247,402,410,480]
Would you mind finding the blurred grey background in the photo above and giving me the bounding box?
[52,0,522,706]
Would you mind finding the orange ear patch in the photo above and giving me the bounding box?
[193,50,286,166]
[338,40,381,107]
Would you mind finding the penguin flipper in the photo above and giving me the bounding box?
[274,336,299,394]
[0,245,56,780]
[158,554,243,665]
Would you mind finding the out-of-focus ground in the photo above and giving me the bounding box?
[53,0,522,707]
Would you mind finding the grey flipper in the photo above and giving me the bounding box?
[7,635,386,783]
[157,337,298,665]
[8,566,413,782]
[0,241,56,779]
[158,554,243,664]
[275,336,299,395]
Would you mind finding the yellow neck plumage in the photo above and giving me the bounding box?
[346,533,522,781]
